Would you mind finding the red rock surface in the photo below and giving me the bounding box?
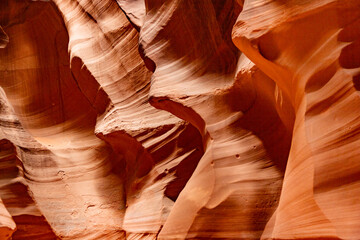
[0,0,359,239]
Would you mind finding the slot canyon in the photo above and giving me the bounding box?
[0,0,359,239]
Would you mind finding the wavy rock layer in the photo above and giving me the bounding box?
[0,0,358,239]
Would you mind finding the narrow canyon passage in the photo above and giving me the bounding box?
[0,0,359,239]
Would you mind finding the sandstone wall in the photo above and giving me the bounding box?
[0,0,359,239]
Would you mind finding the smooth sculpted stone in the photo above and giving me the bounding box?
[0,0,358,239]
[233,0,360,239]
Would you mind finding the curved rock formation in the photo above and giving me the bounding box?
[0,0,359,239]
[233,1,360,239]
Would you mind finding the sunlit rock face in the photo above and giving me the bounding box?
[0,0,358,239]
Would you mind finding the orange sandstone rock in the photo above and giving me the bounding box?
[0,0,358,239]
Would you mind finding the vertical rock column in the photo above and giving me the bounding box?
[233,0,360,239]
[51,0,205,239]
[0,1,125,238]
[139,0,292,239]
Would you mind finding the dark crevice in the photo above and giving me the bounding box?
[85,12,97,23]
